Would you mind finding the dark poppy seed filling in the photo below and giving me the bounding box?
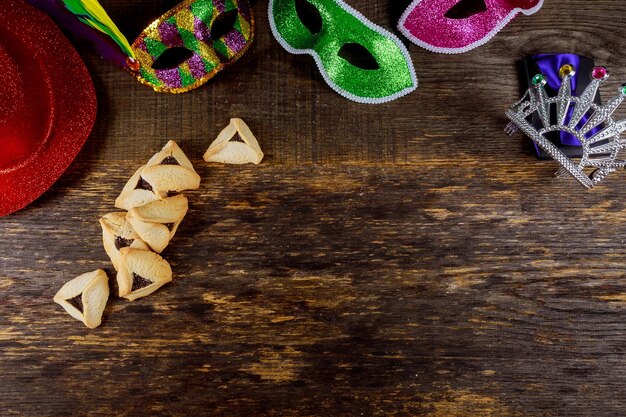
[160,156,180,165]
[230,133,245,143]
[131,273,153,291]
[164,222,175,231]
[66,294,84,313]
[135,177,153,191]
[166,191,179,197]
[114,236,134,250]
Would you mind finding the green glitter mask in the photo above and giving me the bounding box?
[268,0,417,104]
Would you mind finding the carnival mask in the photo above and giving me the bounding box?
[269,0,417,103]
[398,0,544,53]
[30,0,255,93]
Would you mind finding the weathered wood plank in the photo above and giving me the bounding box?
[2,162,626,416]
[2,0,626,415]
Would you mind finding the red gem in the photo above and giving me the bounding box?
[592,66,607,80]
[126,57,140,72]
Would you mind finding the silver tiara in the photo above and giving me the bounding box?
[505,65,626,189]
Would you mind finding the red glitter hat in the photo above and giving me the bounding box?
[0,0,96,216]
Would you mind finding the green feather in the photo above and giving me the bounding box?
[60,0,135,58]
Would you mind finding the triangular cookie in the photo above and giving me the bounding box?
[126,217,181,253]
[117,248,172,301]
[146,140,196,172]
[114,165,159,210]
[54,269,109,328]
[127,195,188,224]
[142,141,201,196]
[141,165,200,197]
[203,118,264,165]
[125,195,187,252]
[100,212,150,271]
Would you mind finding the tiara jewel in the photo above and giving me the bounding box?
[505,65,626,189]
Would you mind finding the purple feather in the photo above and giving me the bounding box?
[27,0,129,68]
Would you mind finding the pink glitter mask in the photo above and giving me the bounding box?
[398,0,544,53]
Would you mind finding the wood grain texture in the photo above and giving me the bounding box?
[2,0,626,416]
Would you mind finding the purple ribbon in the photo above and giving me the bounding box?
[533,53,601,147]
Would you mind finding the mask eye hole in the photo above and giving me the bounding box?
[211,9,239,40]
[338,43,380,70]
[151,47,194,70]
[295,0,322,35]
[444,0,487,19]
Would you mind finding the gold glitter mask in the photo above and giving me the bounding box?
[131,0,254,93]
[30,0,255,93]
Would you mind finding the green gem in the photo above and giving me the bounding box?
[532,74,545,86]
[621,83,626,96]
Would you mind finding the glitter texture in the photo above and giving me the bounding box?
[131,0,254,93]
[398,0,544,54]
[194,16,211,43]
[187,53,207,78]
[158,21,184,46]
[268,0,417,103]
[156,68,182,88]
[223,29,247,55]
[0,0,96,216]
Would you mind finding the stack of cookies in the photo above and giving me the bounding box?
[54,121,265,328]
[54,141,199,328]
[100,141,200,301]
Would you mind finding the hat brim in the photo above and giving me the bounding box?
[0,0,97,217]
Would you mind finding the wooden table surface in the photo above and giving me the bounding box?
[2,0,626,415]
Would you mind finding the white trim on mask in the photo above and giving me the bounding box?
[268,0,418,104]
[398,0,544,54]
